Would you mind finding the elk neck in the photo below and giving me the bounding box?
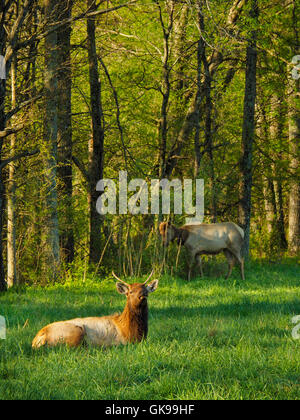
[116,299,149,343]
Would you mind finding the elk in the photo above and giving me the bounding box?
[32,272,159,349]
[159,221,245,281]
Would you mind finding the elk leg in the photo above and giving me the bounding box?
[240,257,245,281]
[196,254,204,277]
[223,249,235,280]
[228,248,245,281]
[187,263,192,281]
[187,255,195,281]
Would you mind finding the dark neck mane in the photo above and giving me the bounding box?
[117,301,149,343]
[172,225,187,245]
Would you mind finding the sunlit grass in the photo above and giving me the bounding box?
[0,260,299,400]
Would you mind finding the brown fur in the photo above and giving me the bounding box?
[32,277,158,349]
[114,291,149,343]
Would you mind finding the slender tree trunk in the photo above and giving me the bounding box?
[263,177,277,234]
[196,1,217,220]
[87,0,105,264]
[257,110,278,235]
[7,58,18,287]
[157,1,174,179]
[194,25,204,177]
[288,78,300,254]
[270,96,287,249]
[203,51,217,222]
[44,0,60,280]
[239,0,258,258]
[288,0,300,255]
[0,2,7,291]
[57,0,74,264]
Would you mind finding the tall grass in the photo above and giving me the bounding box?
[0,260,299,400]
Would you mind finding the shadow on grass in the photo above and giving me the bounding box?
[152,299,300,319]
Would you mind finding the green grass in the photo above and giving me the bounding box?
[0,260,299,400]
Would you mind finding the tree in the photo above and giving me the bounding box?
[239,0,259,258]
[87,0,105,264]
[287,0,300,255]
[0,0,38,291]
[43,0,60,280]
[57,0,74,264]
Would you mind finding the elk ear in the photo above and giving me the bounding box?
[146,279,159,293]
[116,282,129,295]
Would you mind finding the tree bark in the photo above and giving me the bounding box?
[0,0,7,292]
[288,77,300,254]
[57,0,74,264]
[270,96,287,250]
[87,0,105,264]
[287,0,300,255]
[239,0,258,258]
[7,58,18,287]
[156,0,174,178]
[44,0,60,279]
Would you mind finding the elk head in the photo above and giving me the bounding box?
[159,221,176,247]
[112,271,159,310]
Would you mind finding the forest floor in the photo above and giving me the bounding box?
[0,260,299,400]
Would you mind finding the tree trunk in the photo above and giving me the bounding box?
[288,0,300,255]
[0,2,7,291]
[258,110,278,236]
[57,0,74,264]
[157,1,174,178]
[288,76,300,254]
[7,58,18,287]
[87,0,105,265]
[270,96,287,250]
[44,0,60,280]
[239,0,258,258]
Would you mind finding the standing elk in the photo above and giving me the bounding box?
[159,222,245,281]
[32,271,158,349]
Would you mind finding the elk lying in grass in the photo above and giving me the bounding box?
[159,222,245,281]
[32,272,158,349]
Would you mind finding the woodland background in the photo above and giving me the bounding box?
[0,0,299,291]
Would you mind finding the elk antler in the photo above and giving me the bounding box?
[143,270,154,285]
[112,271,129,286]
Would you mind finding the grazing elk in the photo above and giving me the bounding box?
[32,272,159,349]
[159,222,245,281]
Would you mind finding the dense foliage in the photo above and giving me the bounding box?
[0,0,299,287]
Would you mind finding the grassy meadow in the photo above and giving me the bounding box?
[0,260,299,400]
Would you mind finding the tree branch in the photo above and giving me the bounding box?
[72,156,90,184]
[14,1,138,53]
[5,93,42,122]
[0,125,24,138]
[0,148,39,169]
